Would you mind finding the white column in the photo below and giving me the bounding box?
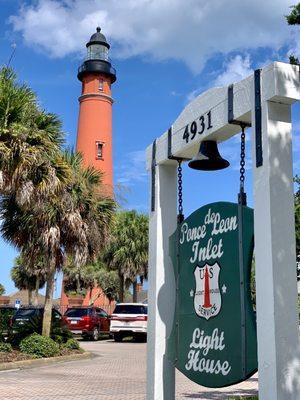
[147,163,177,400]
[252,100,300,400]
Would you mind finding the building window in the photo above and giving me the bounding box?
[99,79,104,91]
[96,142,104,159]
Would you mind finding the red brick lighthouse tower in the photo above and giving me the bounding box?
[77,27,116,192]
[60,28,116,313]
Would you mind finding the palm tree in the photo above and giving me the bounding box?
[0,67,68,202]
[63,259,120,305]
[0,68,115,336]
[103,210,149,302]
[0,284,5,296]
[1,151,115,336]
[11,255,46,305]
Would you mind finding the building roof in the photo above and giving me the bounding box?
[7,290,60,307]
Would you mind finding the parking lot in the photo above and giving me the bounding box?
[0,339,258,399]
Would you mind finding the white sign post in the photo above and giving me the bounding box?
[146,62,300,400]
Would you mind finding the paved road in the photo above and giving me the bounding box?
[0,339,258,399]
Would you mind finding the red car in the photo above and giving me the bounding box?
[64,307,110,341]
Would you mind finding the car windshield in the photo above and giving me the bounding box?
[113,305,147,314]
[15,309,37,318]
[65,308,90,317]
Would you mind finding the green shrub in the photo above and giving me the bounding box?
[20,333,59,358]
[51,326,73,344]
[0,308,15,337]
[0,342,12,353]
[62,338,80,350]
[228,397,258,400]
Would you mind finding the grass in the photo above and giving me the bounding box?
[228,397,258,400]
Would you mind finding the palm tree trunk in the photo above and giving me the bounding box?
[76,273,81,294]
[34,276,40,306]
[118,273,124,302]
[42,259,56,337]
[28,289,33,305]
[132,280,138,303]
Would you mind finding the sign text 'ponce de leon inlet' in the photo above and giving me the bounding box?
[167,202,257,388]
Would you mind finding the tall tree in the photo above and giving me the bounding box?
[63,260,120,304]
[1,150,115,336]
[286,4,300,64]
[103,210,148,302]
[0,67,68,202]
[0,284,5,296]
[0,68,115,336]
[11,255,46,305]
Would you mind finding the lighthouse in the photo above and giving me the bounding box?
[60,28,116,313]
[76,27,116,192]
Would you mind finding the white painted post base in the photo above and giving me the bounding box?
[147,163,177,400]
[252,100,300,400]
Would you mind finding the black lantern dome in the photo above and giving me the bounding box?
[77,27,116,83]
[88,27,110,48]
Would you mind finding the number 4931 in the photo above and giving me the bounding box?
[183,111,212,143]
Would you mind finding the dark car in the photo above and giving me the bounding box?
[64,307,110,341]
[9,307,71,343]
[0,306,17,339]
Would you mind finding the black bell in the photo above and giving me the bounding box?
[188,140,230,171]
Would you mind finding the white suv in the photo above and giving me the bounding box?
[110,303,147,342]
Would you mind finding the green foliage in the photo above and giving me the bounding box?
[0,67,116,337]
[0,308,15,338]
[0,283,5,296]
[11,256,45,293]
[103,210,149,300]
[63,259,120,302]
[0,342,12,353]
[62,338,80,350]
[20,333,59,358]
[286,4,300,25]
[228,397,258,400]
[289,55,300,65]
[286,5,300,65]
[51,326,73,344]
[96,268,120,301]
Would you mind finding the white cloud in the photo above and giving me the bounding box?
[186,55,252,102]
[214,55,252,86]
[116,150,147,185]
[9,0,294,73]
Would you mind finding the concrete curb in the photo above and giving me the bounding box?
[0,351,93,372]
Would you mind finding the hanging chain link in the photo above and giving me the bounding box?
[177,160,184,223]
[239,125,247,206]
[240,125,246,189]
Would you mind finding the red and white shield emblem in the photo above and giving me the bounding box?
[194,263,222,320]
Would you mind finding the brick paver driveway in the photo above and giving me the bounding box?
[0,339,258,399]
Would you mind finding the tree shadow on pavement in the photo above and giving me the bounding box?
[181,388,258,399]
[180,376,258,399]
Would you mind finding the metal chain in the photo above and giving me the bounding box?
[240,126,246,189]
[177,160,184,223]
[239,125,247,206]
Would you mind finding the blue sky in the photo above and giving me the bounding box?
[0,0,299,296]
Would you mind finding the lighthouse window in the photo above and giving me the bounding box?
[99,79,104,91]
[96,142,104,159]
[87,44,109,61]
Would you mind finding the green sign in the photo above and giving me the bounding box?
[167,202,257,388]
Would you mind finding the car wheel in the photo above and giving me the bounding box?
[114,333,123,342]
[92,327,99,341]
[134,333,147,343]
[141,334,147,343]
